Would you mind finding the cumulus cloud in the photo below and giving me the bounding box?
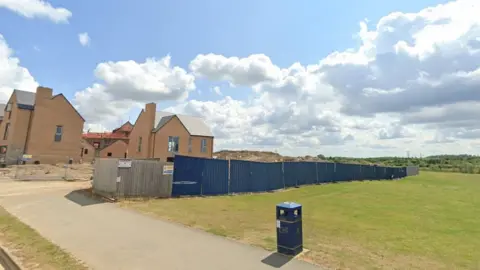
[80,0,480,156]
[74,56,196,130]
[0,34,38,102]
[0,0,72,23]
[319,0,480,119]
[190,54,282,86]
[78,32,90,47]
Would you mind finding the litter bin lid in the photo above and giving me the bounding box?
[277,201,301,209]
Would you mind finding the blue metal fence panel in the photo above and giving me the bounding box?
[201,159,229,195]
[362,165,376,180]
[284,162,317,186]
[316,162,328,183]
[175,156,409,197]
[386,167,394,180]
[375,166,387,180]
[267,162,284,190]
[325,163,336,182]
[230,160,251,193]
[172,155,204,196]
[335,163,354,182]
[351,164,363,180]
[304,162,318,185]
[283,162,299,187]
[249,161,270,192]
[400,167,408,178]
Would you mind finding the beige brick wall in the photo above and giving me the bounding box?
[0,92,33,164]
[153,116,213,160]
[81,139,96,163]
[25,87,85,164]
[99,140,128,158]
[127,103,156,159]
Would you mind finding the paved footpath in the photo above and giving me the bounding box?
[0,180,320,270]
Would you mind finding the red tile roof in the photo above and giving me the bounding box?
[82,132,129,140]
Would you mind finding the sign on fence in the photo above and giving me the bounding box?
[22,154,32,161]
[118,159,132,168]
[163,164,174,175]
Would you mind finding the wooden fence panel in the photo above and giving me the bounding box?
[116,160,172,198]
[93,158,119,195]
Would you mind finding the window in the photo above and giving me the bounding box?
[54,125,63,142]
[84,149,88,155]
[3,123,10,140]
[107,152,112,157]
[188,137,192,153]
[7,103,12,120]
[137,136,142,152]
[168,136,179,152]
[201,139,207,153]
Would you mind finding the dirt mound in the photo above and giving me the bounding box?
[0,163,94,181]
[213,150,325,163]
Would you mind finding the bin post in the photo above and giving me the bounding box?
[276,202,303,256]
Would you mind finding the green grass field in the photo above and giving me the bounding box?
[0,207,86,270]
[121,171,480,270]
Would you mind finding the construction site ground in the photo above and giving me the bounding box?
[0,163,93,181]
[0,150,328,181]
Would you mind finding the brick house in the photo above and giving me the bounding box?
[80,139,96,163]
[0,87,85,165]
[82,121,132,158]
[127,103,214,161]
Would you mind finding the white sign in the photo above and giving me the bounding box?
[116,176,121,183]
[276,220,281,228]
[118,159,132,168]
[163,165,174,175]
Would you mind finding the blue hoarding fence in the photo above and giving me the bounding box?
[172,155,419,197]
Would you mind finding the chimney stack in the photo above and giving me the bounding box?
[145,102,156,113]
[35,86,53,105]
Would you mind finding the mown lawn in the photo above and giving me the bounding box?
[121,171,480,270]
[0,207,86,270]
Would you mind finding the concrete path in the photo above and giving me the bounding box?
[0,180,319,270]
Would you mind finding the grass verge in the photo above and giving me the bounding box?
[0,207,86,270]
[121,171,480,270]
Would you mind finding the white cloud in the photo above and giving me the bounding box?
[78,32,90,47]
[212,86,222,96]
[78,0,480,157]
[0,34,38,102]
[84,123,108,133]
[74,56,196,130]
[0,0,71,23]
[190,54,282,86]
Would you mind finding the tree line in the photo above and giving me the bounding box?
[318,154,480,174]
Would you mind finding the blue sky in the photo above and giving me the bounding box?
[0,0,448,101]
[0,0,479,157]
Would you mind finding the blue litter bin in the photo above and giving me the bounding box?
[276,202,303,256]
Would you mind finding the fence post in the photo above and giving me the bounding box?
[282,162,285,189]
[227,158,231,194]
[201,170,204,196]
[64,163,70,180]
[315,162,319,184]
[334,163,337,182]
